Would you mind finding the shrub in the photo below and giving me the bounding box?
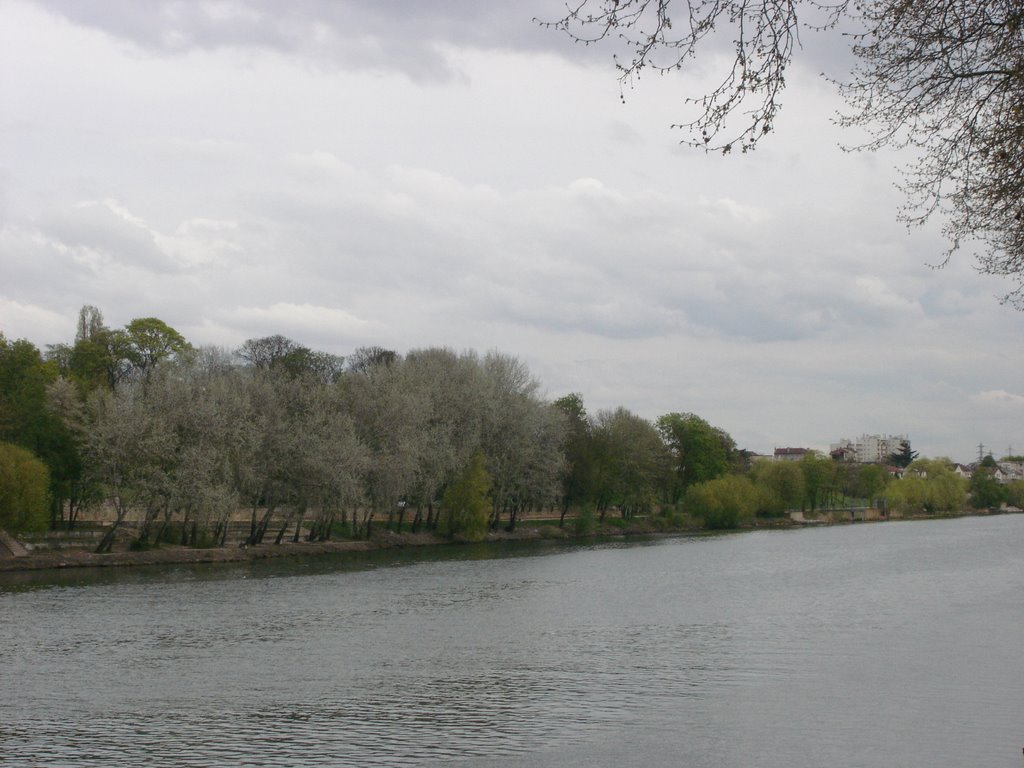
[0,441,50,534]
[573,507,596,535]
[685,474,758,529]
[442,452,492,541]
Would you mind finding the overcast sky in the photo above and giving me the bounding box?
[2,0,1022,462]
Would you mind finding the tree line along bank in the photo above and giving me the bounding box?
[1,306,1019,553]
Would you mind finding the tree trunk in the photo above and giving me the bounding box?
[292,505,306,543]
[95,499,129,554]
[274,508,295,545]
[246,503,276,546]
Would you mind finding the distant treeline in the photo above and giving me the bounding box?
[1,306,1016,550]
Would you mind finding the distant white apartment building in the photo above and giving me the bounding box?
[830,434,908,464]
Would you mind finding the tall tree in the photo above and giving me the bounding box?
[123,317,192,381]
[0,335,82,526]
[479,353,566,531]
[592,407,669,519]
[656,412,736,501]
[750,459,805,516]
[402,348,487,532]
[341,356,424,538]
[553,393,597,526]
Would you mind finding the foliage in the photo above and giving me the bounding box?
[0,334,82,524]
[884,459,967,514]
[0,441,51,533]
[853,463,890,502]
[480,352,566,531]
[1005,480,1024,509]
[656,412,737,501]
[442,452,492,540]
[236,334,344,382]
[887,440,918,469]
[544,1,1024,303]
[592,407,669,518]
[969,467,1009,509]
[123,317,192,380]
[684,474,758,529]
[749,459,804,516]
[799,454,836,511]
[573,505,597,535]
[553,393,596,522]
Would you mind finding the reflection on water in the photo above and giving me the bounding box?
[3,518,1024,767]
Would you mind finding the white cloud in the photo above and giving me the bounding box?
[971,390,1024,409]
[2,0,1023,461]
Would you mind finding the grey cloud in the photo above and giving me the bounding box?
[33,0,578,80]
[40,202,177,273]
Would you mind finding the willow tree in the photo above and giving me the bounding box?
[0,441,50,534]
[544,1,1024,303]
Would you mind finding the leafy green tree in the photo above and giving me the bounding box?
[123,317,192,381]
[854,463,890,503]
[884,459,967,514]
[882,474,928,515]
[684,474,758,530]
[969,467,1009,510]
[750,460,804,516]
[58,306,133,393]
[656,412,736,502]
[0,441,50,533]
[1005,480,1024,509]
[442,452,492,540]
[553,393,597,526]
[592,407,669,519]
[799,453,836,511]
[0,334,82,526]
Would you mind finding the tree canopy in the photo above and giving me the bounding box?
[544,1,1024,304]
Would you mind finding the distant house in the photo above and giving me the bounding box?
[951,463,972,480]
[963,461,1024,484]
[830,445,857,462]
[774,447,812,462]
[996,461,1024,483]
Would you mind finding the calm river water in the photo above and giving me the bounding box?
[2,515,1023,767]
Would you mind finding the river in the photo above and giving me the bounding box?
[2,515,1022,767]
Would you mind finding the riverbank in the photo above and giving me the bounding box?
[0,523,660,572]
[2,509,1010,573]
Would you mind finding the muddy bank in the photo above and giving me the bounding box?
[0,525,601,573]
